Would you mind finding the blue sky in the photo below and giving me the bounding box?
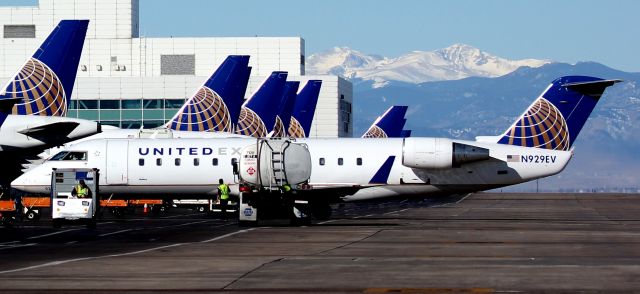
[4,0,640,72]
[137,0,640,72]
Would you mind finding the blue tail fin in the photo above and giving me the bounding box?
[166,55,250,132]
[362,105,409,138]
[0,20,89,116]
[0,112,7,127]
[400,129,412,138]
[497,76,621,150]
[236,71,288,137]
[271,81,300,137]
[288,80,322,138]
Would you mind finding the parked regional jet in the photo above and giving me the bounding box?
[13,76,620,211]
[288,80,322,138]
[0,20,100,187]
[362,106,410,138]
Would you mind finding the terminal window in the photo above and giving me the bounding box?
[4,25,35,38]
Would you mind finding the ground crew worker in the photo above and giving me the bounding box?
[71,179,92,198]
[282,183,292,193]
[217,178,230,215]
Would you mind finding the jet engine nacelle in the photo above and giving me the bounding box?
[402,138,490,169]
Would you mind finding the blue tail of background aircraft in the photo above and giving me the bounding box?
[288,80,322,138]
[362,105,409,138]
[167,55,250,132]
[497,76,621,150]
[0,20,89,117]
[400,129,412,137]
[271,81,300,137]
[236,71,288,137]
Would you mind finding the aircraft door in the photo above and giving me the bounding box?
[106,140,129,184]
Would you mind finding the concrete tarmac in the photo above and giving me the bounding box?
[1,193,640,293]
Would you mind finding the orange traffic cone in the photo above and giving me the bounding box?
[143,203,149,214]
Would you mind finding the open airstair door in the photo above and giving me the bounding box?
[106,140,129,185]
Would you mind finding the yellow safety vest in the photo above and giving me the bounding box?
[218,184,230,200]
[282,184,291,192]
[76,185,88,198]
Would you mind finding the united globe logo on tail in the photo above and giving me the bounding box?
[271,116,286,138]
[500,97,570,150]
[236,107,267,137]
[8,58,67,116]
[362,125,388,138]
[497,76,621,151]
[288,117,306,138]
[169,86,232,132]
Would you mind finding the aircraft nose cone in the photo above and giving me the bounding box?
[11,170,49,194]
[11,174,29,192]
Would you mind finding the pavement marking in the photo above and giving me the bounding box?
[317,219,338,224]
[65,241,77,245]
[200,228,256,243]
[0,241,20,245]
[0,224,253,274]
[150,219,214,230]
[382,208,409,215]
[98,229,135,237]
[0,242,186,274]
[0,243,37,250]
[27,228,82,240]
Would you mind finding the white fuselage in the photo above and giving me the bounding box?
[12,137,572,200]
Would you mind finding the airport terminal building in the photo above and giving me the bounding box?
[0,0,353,137]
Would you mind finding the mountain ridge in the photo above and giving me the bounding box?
[307,44,550,87]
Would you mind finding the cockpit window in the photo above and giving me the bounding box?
[49,151,69,161]
[63,152,87,161]
[49,151,88,161]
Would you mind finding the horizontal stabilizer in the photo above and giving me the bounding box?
[18,121,80,139]
[562,79,622,98]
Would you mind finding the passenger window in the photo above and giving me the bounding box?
[175,158,181,166]
[338,158,343,166]
[212,158,218,166]
[138,158,144,166]
[357,158,362,166]
[156,158,162,166]
[319,158,325,166]
[194,158,199,166]
[50,151,69,161]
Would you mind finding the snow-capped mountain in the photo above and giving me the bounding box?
[307,44,550,87]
